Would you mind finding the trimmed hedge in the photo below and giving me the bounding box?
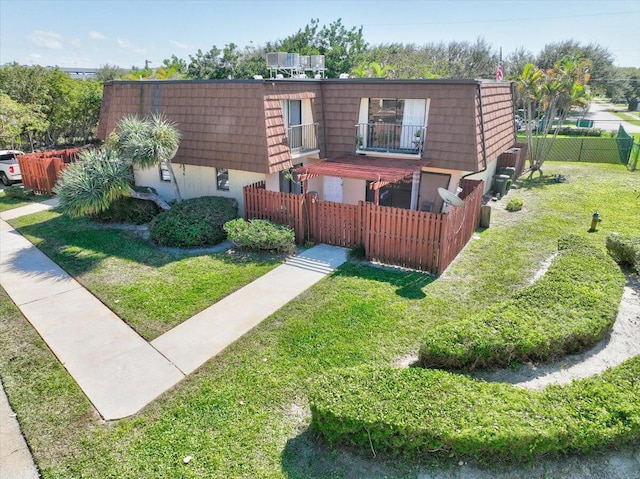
[418,236,625,370]
[308,357,640,461]
[607,233,640,273]
[224,218,296,254]
[149,196,238,247]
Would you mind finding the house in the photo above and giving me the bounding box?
[97,78,517,216]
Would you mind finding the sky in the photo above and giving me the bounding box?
[1,0,639,70]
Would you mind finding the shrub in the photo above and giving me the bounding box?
[150,196,238,247]
[505,197,523,212]
[3,186,35,199]
[224,218,295,254]
[418,235,624,370]
[90,196,160,224]
[607,233,640,273]
[555,126,603,137]
[308,356,640,462]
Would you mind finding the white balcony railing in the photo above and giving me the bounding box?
[286,122,319,154]
[356,123,426,156]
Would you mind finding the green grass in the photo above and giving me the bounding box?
[0,190,32,212]
[9,211,281,340]
[0,162,638,477]
[419,237,624,370]
[309,358,640,461]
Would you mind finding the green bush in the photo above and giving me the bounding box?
[606,233,640,273]
[3,186,35,199]
[505,197,523,212]
[223,218,295,254]
[150,196,238,247]
[555,126,603,137]
[418,236,624,370]
[349,243,366,260]
[90,196,160,224]
[308,356,640,462]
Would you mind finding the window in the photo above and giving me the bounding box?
[216,168,229,191]
[159,163,171,182]
[369,98,405,124]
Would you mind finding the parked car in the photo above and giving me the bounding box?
[0,150,24,185]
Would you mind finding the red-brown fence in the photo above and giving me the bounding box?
[497,142,528,178]
[17,148,84,194]
[244,179,484,274]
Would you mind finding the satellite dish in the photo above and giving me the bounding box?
[437,187,464,208]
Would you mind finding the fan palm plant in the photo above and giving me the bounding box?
[55,113,181,217]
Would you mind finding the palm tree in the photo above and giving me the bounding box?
[54,147,171,217]
[113,114,182,202]
[517,57,591,174]
[54,113,181,217]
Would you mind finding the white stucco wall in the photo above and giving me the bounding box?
[133,164,265,216]
[342,177,366,205]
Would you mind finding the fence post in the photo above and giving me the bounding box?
[578,138,584,162]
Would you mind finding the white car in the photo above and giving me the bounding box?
[0,150,23,185]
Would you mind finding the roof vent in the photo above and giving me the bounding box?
[339,73,349,79]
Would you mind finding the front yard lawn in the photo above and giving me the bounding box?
[0,189,31,212]
[9,211,281,340]
[0,161,638,477]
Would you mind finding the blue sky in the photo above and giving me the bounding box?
[1,0,639,69]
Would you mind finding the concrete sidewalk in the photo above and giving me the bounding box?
[0,200,347,424]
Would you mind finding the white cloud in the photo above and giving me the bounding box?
[70,38,81,48]
[134,48,147,55]
[169,40,190,50]
[28,30,63,49]
[117,37,131,49]
[88,31,106,40]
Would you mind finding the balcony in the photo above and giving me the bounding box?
[355,123,426,156]
[286,122,319,157]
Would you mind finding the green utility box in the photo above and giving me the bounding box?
[576,119,594,128]
[492,174,512,197]
[496,166,516,179]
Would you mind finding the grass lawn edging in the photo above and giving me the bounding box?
[418,235,625,370]
[308,235,631,462]
[308,357,640,461]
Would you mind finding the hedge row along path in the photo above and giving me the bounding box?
[309,237,640,461]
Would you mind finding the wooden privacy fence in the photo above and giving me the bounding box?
[17,148,84,194]
[244,179,484,274]
[497,142,528,178]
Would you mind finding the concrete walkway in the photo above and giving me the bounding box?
[0,200,347,422]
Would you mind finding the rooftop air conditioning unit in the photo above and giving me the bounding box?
[339,73,349,79]
[266,52,285,69]
[311,55,325,70]
[300,55,311,69]
[285,53,300,68]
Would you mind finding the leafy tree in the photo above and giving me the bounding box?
[268,18,367,78]
[55,114,181,217]
[517,57,591,173]
[536,40,613,95]
[94,64,125,82]
[0,92,48,150]
[187,43,242,79]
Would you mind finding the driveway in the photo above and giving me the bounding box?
[581,100,640,134]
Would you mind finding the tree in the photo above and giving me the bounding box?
[0,92,48,150]
[517,58,591,173]
[94,64,125,82]
[55,114,181,217]
[268,18,367,78]
[536,40,613,95]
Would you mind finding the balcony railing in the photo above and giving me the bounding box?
[286,122,319,155]
[355,123,426,156]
